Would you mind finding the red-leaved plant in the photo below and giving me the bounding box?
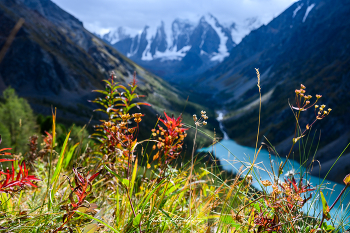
[54,167,100,232]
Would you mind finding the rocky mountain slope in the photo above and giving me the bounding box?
[193,0,350,182]
[0,0,221,148]
[101,14,262,82]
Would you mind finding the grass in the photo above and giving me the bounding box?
[0,71,350,232]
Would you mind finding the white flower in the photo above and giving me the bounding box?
[284,169,295,177]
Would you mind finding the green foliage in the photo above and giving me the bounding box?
[0,76,349,233]
[0,87,36,153]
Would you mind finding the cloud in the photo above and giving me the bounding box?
[51,0,298,35]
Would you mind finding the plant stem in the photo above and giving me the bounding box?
[189,124,198,232]
[318,184,349,228]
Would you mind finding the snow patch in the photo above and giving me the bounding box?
[153,45,191,61]
[303,4,315,23]
[200,50,208,56]
[293,3,304,18]
[205,14,229,62]
[141,25,158,61]
[126,31,142,57]
[230,17,262,44]
[103,27,139,44]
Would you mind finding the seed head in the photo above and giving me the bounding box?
[246,175,253,183]
[261,180,272,187]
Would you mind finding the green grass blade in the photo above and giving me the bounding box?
[76,211,120,233]
[51,129,71,185]
[64,142,79,168]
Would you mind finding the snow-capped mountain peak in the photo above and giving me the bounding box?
[100,13,262,81]
[102,14,238,62]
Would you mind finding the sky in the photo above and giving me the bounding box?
[51,0,298,35]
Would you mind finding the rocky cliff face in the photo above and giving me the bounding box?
[192,0,350,182]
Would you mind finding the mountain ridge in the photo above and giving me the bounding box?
[100,14,263,82]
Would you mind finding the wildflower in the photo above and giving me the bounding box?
[272,184,281,195]
[128,128,135,133]
[316,94,322,99]
[134,117,142,123]
[328,108,332,112]
[300,84,306,89]
[195,122,200,126]
[324,111,328,114]
[203,115,208,120]
[152,133,156,137]
[315,105,319,109]
[321,104,326,108]
[203,121,207,125]
[261,180,272,187]
[293,194,303,202]
[121,113,130,121]
[193,114,197,122]
[305,101,310,105]
[133,113,142,118]
[201,110,206,115]
[119,122,127,128]
[285,169,295,177]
